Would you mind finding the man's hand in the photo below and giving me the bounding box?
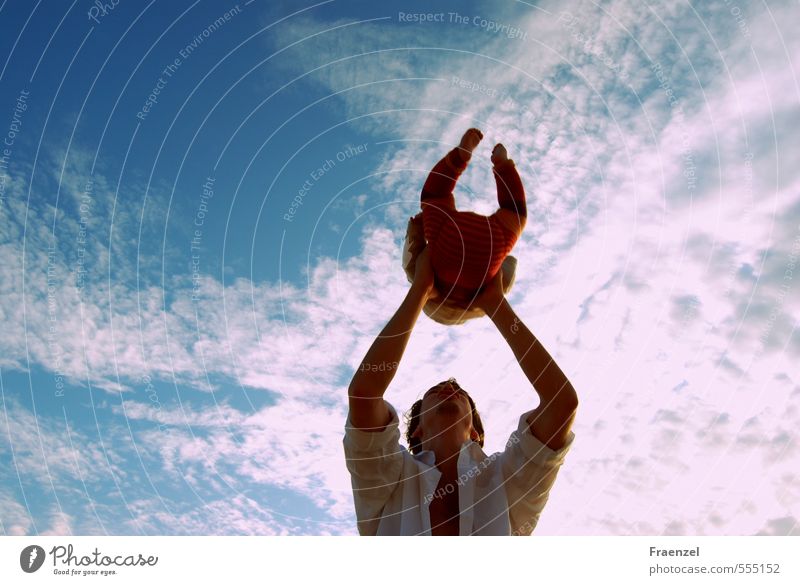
[474,270,505,315]
[413,247,440,301]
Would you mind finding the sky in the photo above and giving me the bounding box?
[0,0,798,536]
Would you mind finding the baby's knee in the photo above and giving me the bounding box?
[494,208,526,235]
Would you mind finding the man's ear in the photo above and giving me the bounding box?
[411,423,424,440]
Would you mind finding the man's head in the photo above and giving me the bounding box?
[404,377,485,455]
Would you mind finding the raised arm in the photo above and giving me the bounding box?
[475,275,578,450]
[348,248,437,432]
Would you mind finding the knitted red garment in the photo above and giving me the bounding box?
[421,147,527,305]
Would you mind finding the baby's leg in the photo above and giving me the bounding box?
[490,159,527,243]
[420,147,468,244]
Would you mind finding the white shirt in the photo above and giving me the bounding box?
[343,401,575,535]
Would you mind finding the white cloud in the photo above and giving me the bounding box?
[0,488,33,535]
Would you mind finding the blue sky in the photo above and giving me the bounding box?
[1,0,798,535]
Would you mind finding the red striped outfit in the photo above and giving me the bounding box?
[421,147,527,305]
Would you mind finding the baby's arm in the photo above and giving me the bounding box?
[421,128,483,201]
[420,128,484,243]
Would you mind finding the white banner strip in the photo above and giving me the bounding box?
[1,536,797,584]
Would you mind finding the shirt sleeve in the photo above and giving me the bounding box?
[342,401,404,536]
[499,409,575,536]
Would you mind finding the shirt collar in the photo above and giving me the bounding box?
[413,439,488,467]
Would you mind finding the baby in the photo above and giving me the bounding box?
[403,128,527,325]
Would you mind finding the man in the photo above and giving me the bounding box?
[344,246,579,535]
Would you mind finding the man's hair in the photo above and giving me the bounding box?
[404,377,485,455]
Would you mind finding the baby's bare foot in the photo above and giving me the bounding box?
[491,143,509,166]
[458,128,483,160]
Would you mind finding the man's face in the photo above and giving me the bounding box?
[414,380,476,447]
